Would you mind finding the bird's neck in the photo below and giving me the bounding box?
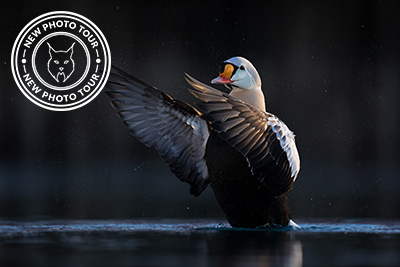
[229,88,266,112]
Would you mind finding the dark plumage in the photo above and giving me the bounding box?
[106,57,300,228]
[106,68,209,196]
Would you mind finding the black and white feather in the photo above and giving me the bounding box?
[185,74,300,196]
[106,67,210,196]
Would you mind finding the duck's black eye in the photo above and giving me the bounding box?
[240,65,245,70]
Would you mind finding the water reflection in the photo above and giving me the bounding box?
[202,231,302,267]
[0,220,306,267]
[3,220,399,266]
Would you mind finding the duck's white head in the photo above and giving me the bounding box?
[211,56,261,90]
[211,56,265,111]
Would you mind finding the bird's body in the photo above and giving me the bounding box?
[106,56,300,228]
[206,131,291,227]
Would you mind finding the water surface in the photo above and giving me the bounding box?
[0,219,399,266]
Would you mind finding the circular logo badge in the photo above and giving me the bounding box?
[11,11,111,111]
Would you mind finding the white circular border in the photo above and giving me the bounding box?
[21,15,107,109]
[32,31,90,91]
[11,11,111,111]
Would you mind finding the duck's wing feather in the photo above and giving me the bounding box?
[106,67,210,196]
[186,74,300,196]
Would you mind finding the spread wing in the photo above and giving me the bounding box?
[106,67,210,196]
[186,74,300,196]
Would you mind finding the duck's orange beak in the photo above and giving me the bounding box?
[211,63,234,84]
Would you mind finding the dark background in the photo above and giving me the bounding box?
[1,1,399,220]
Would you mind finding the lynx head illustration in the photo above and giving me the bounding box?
[47,42,75,83]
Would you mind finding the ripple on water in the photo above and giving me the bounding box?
[0,219,399,237]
